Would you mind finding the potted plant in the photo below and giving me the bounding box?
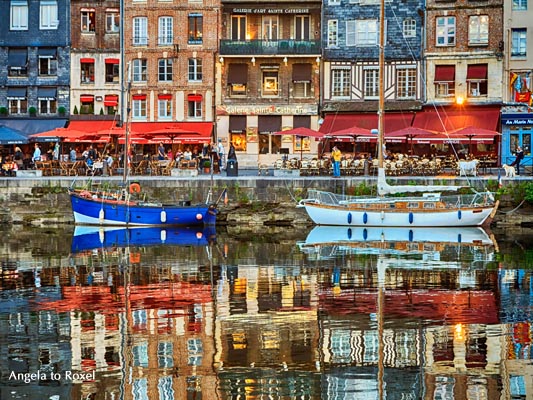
[28,106,37,117]
[58,106,66,116]
[0,106,8,116]
[202,160,211,173]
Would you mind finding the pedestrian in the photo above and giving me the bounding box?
[157,142,166,160]
[52,142,60,160]
[32,143,41,163]
[217,139,225,170]
[331,146,342,177]
[228,142,237,161]
[510,145,525,175]
[69,147,77,162]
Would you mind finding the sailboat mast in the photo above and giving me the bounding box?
[378,0,385,169]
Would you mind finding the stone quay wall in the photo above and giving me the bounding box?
[0,175,523,227]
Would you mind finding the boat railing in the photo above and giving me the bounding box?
[303,190,494,208]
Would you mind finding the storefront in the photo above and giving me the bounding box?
[501,111,533,166]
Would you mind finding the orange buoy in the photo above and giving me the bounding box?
[129,183,141,194]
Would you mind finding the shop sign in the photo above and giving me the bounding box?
[230,8,311,14]
[502,113,533,126]
[218,104,318,116]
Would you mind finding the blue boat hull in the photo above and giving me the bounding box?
[70,191,217,226]
[71,226,216,253]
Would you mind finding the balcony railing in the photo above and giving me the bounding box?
[220,39,321,56]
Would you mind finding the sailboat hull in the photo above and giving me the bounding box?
[70,190,216,226]
[301,202,493,227]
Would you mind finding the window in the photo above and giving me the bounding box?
[80,59,95,83]
[158,342,173,368]
[258,116,281,154]
[81,10,95,33]
[231,15,246,41]
[158,58,173,82]
[10,1,28,30]
[188,58,202,82]
[262,16,278,41]
[262,69,279,97]
[188,14,203,44]
[295,15,309,41]
[436,16,455,46]
[397,67,416,98]
[434,65,455,97]
[347,20,378,46]
[403,18,416,38]
[331,68,350,97]
[8,48,28,77]
[292,64,312,98]
[106,11,119,33]
[187,94,202,118]
[132,95,147,119]
[105,59,119,83]
[512,0,527,10]
[327,20,338,47]
[468,15,488,45]
[80,94,94,114]
[40,1,58,30]
[511,28,527,57]
[158,16,173,46]
[132,59,147,82]
[158,95,172,119]
[38,88,57,114]
[133,17,148,46]
[467,64,488,97]
[38,49,57,76]
[7,88,27,114]
[228,64,248,97]
[364,68,379,98]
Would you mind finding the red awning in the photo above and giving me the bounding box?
[80,95,94,103]
[188,94,203,102]
[119,122,213,144]
[158,94,172,100]
[132,94,146,100]
[412,107,500,133]
[80,58,95,63]
[435,65,455,81]
[467,64,487,80]
[319,113,415,135]
[105,58,119,64]
[104,95,119,107]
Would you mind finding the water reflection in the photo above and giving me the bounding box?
[0,225,531,399]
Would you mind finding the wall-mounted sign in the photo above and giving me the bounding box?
[218,104,318,116]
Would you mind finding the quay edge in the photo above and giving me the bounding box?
[0,175,530,227]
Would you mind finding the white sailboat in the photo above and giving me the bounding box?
[298,0,498,227]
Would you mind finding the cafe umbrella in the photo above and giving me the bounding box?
[0,125,29,145]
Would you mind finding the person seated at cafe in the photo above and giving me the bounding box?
[157,142,166,160]
[2,156,18,177]
[183,148,192,161]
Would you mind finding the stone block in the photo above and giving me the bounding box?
[16,170,43,177]
[273,169,300,177]
[171,168,198,177]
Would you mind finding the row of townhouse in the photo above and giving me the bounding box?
[0,0,532,165]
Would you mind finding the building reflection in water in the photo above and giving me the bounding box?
[0,226,531,399]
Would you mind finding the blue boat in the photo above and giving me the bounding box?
[69,187,218,226]
[71,225,216,253]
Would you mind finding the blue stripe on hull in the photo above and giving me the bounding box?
[70,193,216,226]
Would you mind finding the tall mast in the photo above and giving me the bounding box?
[378,0,385,169]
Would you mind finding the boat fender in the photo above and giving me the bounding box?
[129,183,141,194]
[196,231,203,239]
[99,228,104,244]
[347,212,352,224]
[363,228,368,240]
[160,210,167,223]
[458,233,462,243]
[409,230,413,242]
[196,213,203,220]
[458,210,462,220]
[99,209,105,221]
[160,229,167,242]
[347,228,352,239]
[363,212,368,224]
[208,205,217,216]
[380,211,385,221]
[408,212,414,224]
